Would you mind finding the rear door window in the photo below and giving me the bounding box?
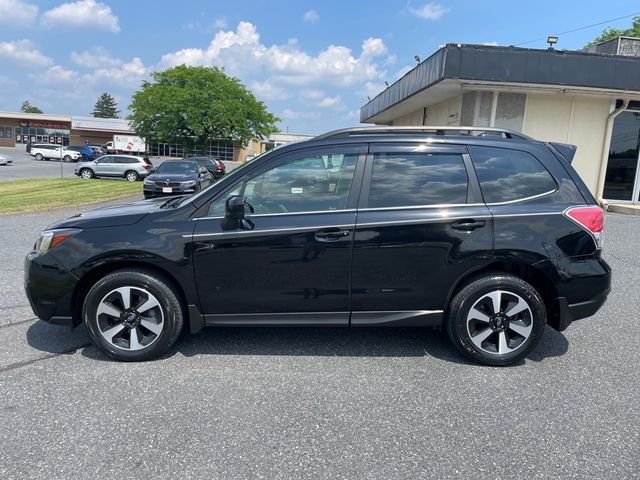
[469,146,557,203]
[367,152,469,208]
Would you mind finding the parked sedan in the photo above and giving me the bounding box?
[75,154,153,181]
[143,160,212,198]
[186,156,226,178]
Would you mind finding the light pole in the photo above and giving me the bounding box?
[59,143,63,179]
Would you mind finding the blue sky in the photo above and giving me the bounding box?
[0,0,639,134]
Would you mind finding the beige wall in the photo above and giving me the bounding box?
[392,96,463,127]
[523,94,611,194]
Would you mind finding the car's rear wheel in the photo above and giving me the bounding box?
[80,168,94,179]
[446,273,546,366]
[34,153,43,161]
[125,170,138,182]
[83,269,184,362]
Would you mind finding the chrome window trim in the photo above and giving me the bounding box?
[492,211,562,218]
[485,189,557,206]
[357,203,483,212]
[192,208,357,221]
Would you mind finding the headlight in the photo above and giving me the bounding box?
[182,180,197,187]
[36,228,81,254]
[143,178,154,185]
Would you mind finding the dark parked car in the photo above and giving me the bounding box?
[186,156,226,178]
[143,160,212,198]
[67,145,98,162]
[25,126,611,364]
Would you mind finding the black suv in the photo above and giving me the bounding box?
[24,127,611,365]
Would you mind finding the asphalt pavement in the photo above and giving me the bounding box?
[0,205,638,479]
[0,147,238,180]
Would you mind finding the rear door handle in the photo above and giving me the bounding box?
[315,228,351,242]
[450,219,486,231]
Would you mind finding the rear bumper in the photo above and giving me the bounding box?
[556,290,610,331]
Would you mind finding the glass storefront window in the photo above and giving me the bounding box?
[604,110,640,202]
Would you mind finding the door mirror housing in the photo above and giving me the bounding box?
[199,166,208,175]
[222,195,254,231]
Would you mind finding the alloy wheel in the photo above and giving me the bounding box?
[81,169,92,179]
[126,172,138,182]
[466,290,533,355]
[96,286,164,351]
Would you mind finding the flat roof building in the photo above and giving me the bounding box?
[360,38,640,207]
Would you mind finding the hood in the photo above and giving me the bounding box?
[147,173,196,182]
[47,197,171,229]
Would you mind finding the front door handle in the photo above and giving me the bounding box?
[450,219,486,231]
[315,228,351,242]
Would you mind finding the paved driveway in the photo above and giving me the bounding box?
[0,208,638,479]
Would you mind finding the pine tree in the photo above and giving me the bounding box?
[92,93,120,118]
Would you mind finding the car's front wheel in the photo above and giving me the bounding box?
[83,269,184,361]
[125,170,139,182]
[80,168,94,179]
[34,153,43,161]
[446,273,546,366]
[63,155,72,163]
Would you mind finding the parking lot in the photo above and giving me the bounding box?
[0,147,239,181]
[0,203,638,479]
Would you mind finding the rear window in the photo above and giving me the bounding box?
[368,153,469,208]
[469,146,557,203]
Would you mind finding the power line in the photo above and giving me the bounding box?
[515,12,640,46]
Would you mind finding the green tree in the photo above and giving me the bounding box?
[20,101,43,114]
[92,93,120,118]
[128,65,279,147]
[587,16,640,46]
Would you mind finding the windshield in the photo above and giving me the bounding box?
[156,161,198,174]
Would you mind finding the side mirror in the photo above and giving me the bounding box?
[199,166,208,175]
[221,196,254,231]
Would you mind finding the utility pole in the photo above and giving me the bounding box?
[59,144,63,179]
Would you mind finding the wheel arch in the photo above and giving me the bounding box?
[71,260,190,328]
[445,261,560,330]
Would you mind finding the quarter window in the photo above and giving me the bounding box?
[368,153,468,208]
[469,146,556,203]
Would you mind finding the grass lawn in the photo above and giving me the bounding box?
[0,178,142,214]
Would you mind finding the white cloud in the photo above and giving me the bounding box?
[394,65,413,79]
[409,2,448,21]
[345,109,360,120]
[213,17,228,30]
[42,0,120,33]
[303,10,319,23]
[318,95,341,107]
[302,89,325,100]
[0,0,38,25]
[281,108,320,120]
[483,41,499,46]
[70,46,121,68]
[35,65,78,83]
[90,57,146,85]
[161,22,390,88]
[0,39,53,66]
[250,80,289,101]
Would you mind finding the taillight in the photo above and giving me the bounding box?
[142,164,151,170]
[563,206,604,249]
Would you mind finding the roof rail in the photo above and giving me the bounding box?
[313,126,533,141]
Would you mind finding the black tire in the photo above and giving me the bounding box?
[80,168,94,179]
[83,269,184,362]
[125,170,139,182]
[34,153,43,161]
[82,154,89,161]
[445,273,546,366]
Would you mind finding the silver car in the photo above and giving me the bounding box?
[74,155,153,182]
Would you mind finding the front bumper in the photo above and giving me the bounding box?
[24,251,79,327]
[143,185,196,198]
